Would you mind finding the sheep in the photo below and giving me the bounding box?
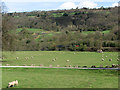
[52,59,56,62]
[97,50,103,53]
[57,65,60,67]
[106,56,107,58]
[6,64,10,66]
[101,58,104,61]
[16,57,19,60]
[109,59,112,61]
[7,80,18,88]
[117,58,119,61]
[112,64,116,68]
[91,65,96,68]
[66,60,69,62]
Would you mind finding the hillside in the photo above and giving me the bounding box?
[2,7,119,51]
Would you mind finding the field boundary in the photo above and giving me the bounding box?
[0,66,120,70]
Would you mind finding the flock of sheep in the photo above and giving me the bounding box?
[4,52,119,68]
[3,51,120,68]
[101,54,119,62]
[5,52,119,88]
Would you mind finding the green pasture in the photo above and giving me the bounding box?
[82,30,110,35]
[2,51,118,67]
[16,28,43,33]
[2,68,118,88]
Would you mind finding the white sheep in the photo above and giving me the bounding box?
[57,65,60,67]
[117,58,119,61]
[6,64,10,66]
[8,80,18,88]
[52,58,56,61]
[106,56,107,58]
[101,58,104,61]
[109,59,112,61]
[66,60,69,62]
[16,57,19,60]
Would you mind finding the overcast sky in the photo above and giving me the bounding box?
[1,0,119,12]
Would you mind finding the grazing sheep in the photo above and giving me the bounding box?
[57,65,60,67]
[117,58,119,61]
[6,64,10,66]
[16,57,19,60]
[66,60,69,62]
[109,59,112,61]
[106,56,107,58]
[101,58,104,61]
[112,64,116,68]
[52,59,56,62]
[97,50,103,53]
[7,80,18,88]
[91,65,96,68]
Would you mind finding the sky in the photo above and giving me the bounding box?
[1,0,119,12]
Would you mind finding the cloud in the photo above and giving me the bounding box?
[2,0,120,2]
[112,2,118,7]
[78,1,97,8]
[58,2,77,9]
[58,1,98,9]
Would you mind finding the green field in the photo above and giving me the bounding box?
[2,51,118,67]
[82,30,110,35]
[2,68,118,88]
[16,28,110,36]
[16,28,44,33]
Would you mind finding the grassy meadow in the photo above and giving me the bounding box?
[2,68,118,88]
[2,51,118,67]
[16,28,111,38]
